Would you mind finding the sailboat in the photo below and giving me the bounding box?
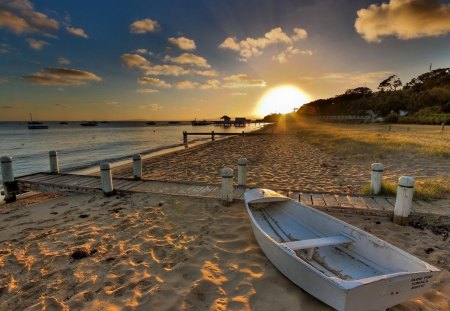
[27,113,48,129]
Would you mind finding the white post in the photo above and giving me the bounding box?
[393,176,415,226]
[100,162,114,196]
[238,158,248,186]
[221,167,234,205]
[370,163,383,195]
[1,156,16,202]
[49,151,60,174]
[132,154,142,180]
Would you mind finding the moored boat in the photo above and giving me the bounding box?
[27,113,48,129]
[80,121,98,126]
[244,188,441,311]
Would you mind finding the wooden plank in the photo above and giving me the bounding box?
[63,176,93,186]
[113,179,136,188]
[334,194,353,208]
[21,174,59,183]
[117,180,142,191]
[347,196,368,209]
[16,173,50,182]
[372,197,394,211]
[42,175,76,184]
[76,178,101,188]
[323,193,339,207]
[288,191,300,201]
[311,193,326,206]
[282,235,352,250]
[362,197,384,211]
[385,197,396,208]
[233,188,245,199]
[299,193,312,206]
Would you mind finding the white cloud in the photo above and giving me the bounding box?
[58,57,70,65]
[164,53,210,68]
[168,37,196,51]
[292,27,308,41]
[355,0,450,42]
[66,26,89,39]
[136,48,150,55]
[137,88,159,93]
[199,79,221,90]
[139,103,161,111]
[273,46,313,64]
[219,27,308,61]
[176,80,199,89]
[231,92,247,96]
[137,77,171,88]
[223,74,266,88]
[144,64,188,76]
[26,38,47,50]
[130,18,160,34]
[193,69,218,77]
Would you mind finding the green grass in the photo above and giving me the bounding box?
[360,177,450,200]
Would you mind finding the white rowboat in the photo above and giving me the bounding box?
[244,188,441,311]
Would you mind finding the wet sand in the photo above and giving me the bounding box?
[0,193,448,310]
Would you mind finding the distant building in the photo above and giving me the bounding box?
[235,117,246,127]
[220,115,231,122]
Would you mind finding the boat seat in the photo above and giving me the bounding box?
[281,235,353,260]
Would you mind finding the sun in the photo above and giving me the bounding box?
[256,85,310,116]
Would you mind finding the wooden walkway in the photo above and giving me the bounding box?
[15,173,448,218]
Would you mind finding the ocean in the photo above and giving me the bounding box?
[0,121,261,182]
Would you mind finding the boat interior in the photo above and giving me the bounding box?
[248,200,431,283]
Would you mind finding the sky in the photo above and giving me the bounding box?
[1,0,450,121]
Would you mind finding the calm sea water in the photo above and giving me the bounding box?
[0,122,260,182]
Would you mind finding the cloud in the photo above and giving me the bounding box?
[168,37,196,51]
[130,18,160,34]
[144,64,188,76]
[164,53,210,68]
[176,80,199,89]
[26,38,47,50]
[139,103,161,111]
[273,46,313,64]
[219,27,308,61]
[66,26,88,39]
[199,79,221,90]
[136,48,150,55]
[0,42,13,53]
[0,77,7,84]
[137,77,171,88]
[23,67,102,86]
[58,57,70,65]
[0,0,58,35]
[355,0,450,42]
[223,74,266,88]
[192,69,218,77]
[299,71,393,85]
[292,27,308,41]
[121,53,150,69]
[137,88,159,93]
[231,92,247,96]
[0,105,13,108]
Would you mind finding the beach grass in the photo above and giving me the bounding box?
[360,177,450,200]
[291,120,450,159]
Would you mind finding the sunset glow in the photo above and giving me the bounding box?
[256,86,310,117]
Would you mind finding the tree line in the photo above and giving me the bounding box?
[293,68,450,124]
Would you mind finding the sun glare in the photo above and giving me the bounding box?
[256,85,310,116]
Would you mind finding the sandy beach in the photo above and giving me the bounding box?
[0,192,449,310]
[109,126,450,195]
